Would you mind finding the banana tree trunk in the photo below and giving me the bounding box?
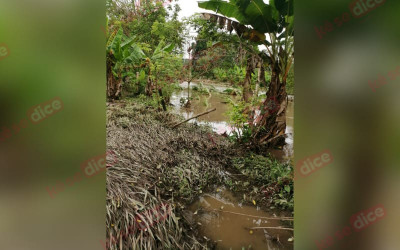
[146,76,152,96]
[136,72,140,93]
[145,67,153,96]
[243,56,254,103]
[256,64,266,97]
[106,60,122,100]
[253,67,287,147]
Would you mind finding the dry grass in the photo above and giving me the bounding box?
[106,100,233,249]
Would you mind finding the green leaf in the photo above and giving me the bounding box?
[270,0,294,16]
[128,44,145,62]
[139,70,146,80]
[284,185,290,193]
[151,42,175,60]
[162,43,175,53]
[109,27,124,60]
[121,35,136,50]
[199,0,279,33]
[198,0,249,24]
[243,0,278,33]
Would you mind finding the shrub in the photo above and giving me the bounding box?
[226,100,252,143]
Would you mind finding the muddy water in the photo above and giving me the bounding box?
[170,81,294,162]
[189,188,294,249]
[170,82,233,134]
[172,83,294,249]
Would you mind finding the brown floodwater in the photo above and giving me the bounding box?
[188,187,294,249]
[172,82,294,249]
[171,81,294,162]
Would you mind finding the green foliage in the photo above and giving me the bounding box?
[106,26,145,77]
[286,65,294,95]
[226,100,253,143]
[136,94,158,108]
[134,81,180,109]
[186,14,246,80]
[213,66,246,85]
[106,0,188,101]
[161,82,181,103]
[212,68,228,82]
[198,0,294,90]
[202,0,294,35]
[152,53,183,83]
[223,88,241,96]
[192,83,210,95]
[232,154,294,209]
[186,14,240,48]
[107,0,186,52]
[123,39,183,99]
[198,0,283,34]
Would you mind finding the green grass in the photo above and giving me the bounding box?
[232,154,294,210]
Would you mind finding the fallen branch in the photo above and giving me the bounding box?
[212,209,293,221]
[172,108,216,128]
[248,226,294,231]
[261,133,286,145]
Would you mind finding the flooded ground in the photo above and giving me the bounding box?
[170,81,294,162]
[171,82,294,249]
[188,187,294,249]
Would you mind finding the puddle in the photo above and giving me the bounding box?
[188,188,294,249]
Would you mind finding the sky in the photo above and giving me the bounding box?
[177,0,210,20]
[175,0,213,58]
[176,0,216,39]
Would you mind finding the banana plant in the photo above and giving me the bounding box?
[198,0,294,147]
[106,26,145,99]
[141,41,175,96]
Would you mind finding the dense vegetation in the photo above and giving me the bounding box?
[106,0,294,102]
[106,0,294,249]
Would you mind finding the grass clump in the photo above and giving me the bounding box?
[232,154,294,210]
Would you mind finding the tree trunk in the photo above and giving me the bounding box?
[253,66,287,147]
[146,66,154,96]
[243,56,254,103]
[146,76,153,96]
[187,81,190,100]
[185,81,191,107]
[106,60,122,100]
[256,64,266,97]
[158,88,167,111]
[255,78,259,98]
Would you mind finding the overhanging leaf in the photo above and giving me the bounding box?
[198,0,249,24]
